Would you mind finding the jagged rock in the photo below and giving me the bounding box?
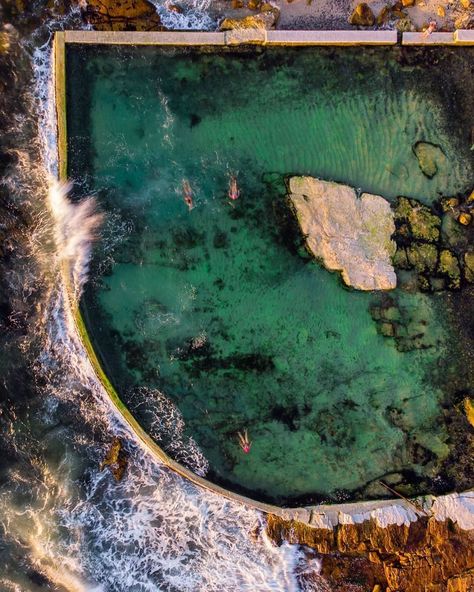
[438,249,461,289]
[395,17,415,32]
[376,6,390,25]
[413,141,446,178]
[464,398,474,428]
[220,9,279,30]
[0,32,9,53]
[83,0,165,31]
[349,3,375,26]
[266,514,474,592]
[100,437,128,481]
[394,197,441,242]
[458,212,472,226]
[455,13,474,29]
[406,243,438,273]
[288,176,396,291]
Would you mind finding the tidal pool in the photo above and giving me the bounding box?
[66,45,474,505]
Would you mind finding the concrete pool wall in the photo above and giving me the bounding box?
[53,30,474,529]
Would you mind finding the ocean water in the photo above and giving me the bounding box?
[65,46,474,503]
[0,5,327,591]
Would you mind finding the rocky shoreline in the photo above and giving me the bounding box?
[1,2,473,591]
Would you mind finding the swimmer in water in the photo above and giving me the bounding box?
[228,174,240,202]
[237,429,251,454]
[182,179,194,211]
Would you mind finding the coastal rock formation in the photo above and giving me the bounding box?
[349,3,375,26]
[219,8,279,30]
[99,437,128,481]
[392,194,474,292]
[83,0,165,31]
[287,176,396,291]
[267,512,474,592]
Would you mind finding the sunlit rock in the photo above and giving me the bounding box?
[288,176,396,291]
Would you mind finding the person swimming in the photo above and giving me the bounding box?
[237,429,251,454]
[228,174,240,201]
[182,179,194,211]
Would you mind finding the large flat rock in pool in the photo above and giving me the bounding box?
[288,176,397,291]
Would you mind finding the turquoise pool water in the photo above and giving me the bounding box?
[67,46,473,504]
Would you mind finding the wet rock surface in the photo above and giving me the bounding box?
[83,0,166,31]
[267,514,474,592]
[99,437,128,481]
[288,176,397,291]
[219,7,280,30]
[392,193,474,292]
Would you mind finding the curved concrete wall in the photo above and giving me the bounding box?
[53,31,474,530]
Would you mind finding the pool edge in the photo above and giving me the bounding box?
[53,31,474,530]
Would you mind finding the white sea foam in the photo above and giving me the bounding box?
[1,9,326,592]
[47,180,103,300]
[148,0,217,31]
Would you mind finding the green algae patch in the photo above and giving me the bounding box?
[65,45,474,504]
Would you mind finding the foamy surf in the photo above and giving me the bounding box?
[0,7,327,592]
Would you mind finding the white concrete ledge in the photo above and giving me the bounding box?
[266,30,398,45]
[402,32,456,45]
[64,31,226,45]
[455,29,474,45]
[403,30,474,46]
[224,29,267,45]
[63,29,399,47]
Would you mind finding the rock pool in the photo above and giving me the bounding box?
[66,45,474,505]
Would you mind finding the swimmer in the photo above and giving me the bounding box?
[237,429,251,454]
[182,179,194,211]
[228,174,240,201]
[423,20,437,38]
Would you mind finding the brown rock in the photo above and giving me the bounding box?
[247,0,261,9]
[376,6,391,25]
[465,252,474,283]
[100,437,128,481]
[349,3,375,26]
[83,0,166,31]
[458,212,472,226]
[396,16,415,31]
[231,0,244,7]
[437,5,446,17]
[167,3,183,13]
[266,515,474,592]
[460,0,471,9]
[220,10,279,30]
[401,0,415,6]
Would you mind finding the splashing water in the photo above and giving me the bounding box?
[148,0,217,30]
[47,179,103,301]
[0,6,327,592]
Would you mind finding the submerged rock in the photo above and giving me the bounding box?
[287,176,396,291]
[413,141,446,179]
[349,3,375,26]
[83,0,165,31]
